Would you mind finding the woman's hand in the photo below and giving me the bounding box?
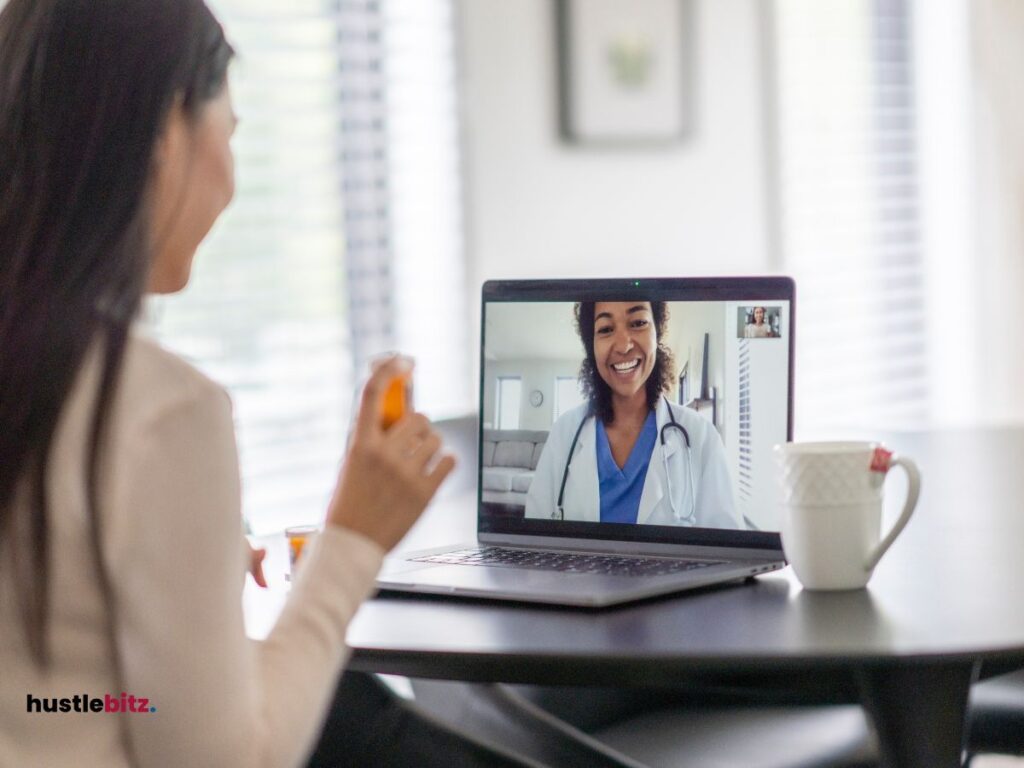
[326,357,456,551]
[246,540,268,588]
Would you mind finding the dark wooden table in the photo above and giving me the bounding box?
[336,428,1024,767]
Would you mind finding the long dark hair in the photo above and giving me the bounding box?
[574,301,676,425]
[0,0,233,667]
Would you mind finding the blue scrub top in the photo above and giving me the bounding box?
[596,411,658,524]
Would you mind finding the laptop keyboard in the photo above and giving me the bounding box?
[411,546,724,578]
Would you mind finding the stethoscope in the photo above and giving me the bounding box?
[554,396,697,524]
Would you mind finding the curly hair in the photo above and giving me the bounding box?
[574,301,676,425]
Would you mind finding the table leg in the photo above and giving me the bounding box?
[857,660,980,768]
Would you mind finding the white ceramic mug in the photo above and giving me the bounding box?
[773,441,921,590]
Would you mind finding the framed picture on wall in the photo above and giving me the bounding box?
[556,0,692,144]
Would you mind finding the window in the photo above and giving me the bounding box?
[773,0,927,431]
[343,0,470,418]
[553,376,584,421]
[146,1,352,536]
[384,0,470,418]
[495,377,522,430]
[146,0,466,535]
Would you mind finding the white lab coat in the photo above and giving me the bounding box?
[524,398,741,529]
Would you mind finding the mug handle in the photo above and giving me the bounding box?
[864,455,921,572]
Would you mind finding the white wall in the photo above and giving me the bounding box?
[914,0,979,425]
[482,302,583,430]
[459,0,1024,427]
[665,301,727,414]
[486,302,580,359]
[456,0,773,290]
[969,0,1024,423]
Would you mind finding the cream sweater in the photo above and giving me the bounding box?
[0,335,384,768]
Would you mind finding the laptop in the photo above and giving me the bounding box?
[377,277,794,607]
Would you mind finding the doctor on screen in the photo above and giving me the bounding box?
[525,301,740,529]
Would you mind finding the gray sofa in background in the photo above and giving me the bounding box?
[481,429,548,508]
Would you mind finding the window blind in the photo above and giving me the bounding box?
[337,0,469,418]
[382,0,470,418]
[773,0,928,432]
[148,0,354,536]
[147,0,467,535]
[736,339,752,508]
[338,1,394,368]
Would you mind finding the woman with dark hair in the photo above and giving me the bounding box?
[525,301,739,529]
[0,1,522,766]
[744,305,773,338]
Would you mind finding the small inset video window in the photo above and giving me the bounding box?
[738,306,781,339]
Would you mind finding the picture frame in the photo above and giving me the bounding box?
[556,0,692,145]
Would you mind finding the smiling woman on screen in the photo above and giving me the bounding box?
[525,301,740,529]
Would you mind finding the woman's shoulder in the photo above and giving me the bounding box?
[665,399,715,435]
[550,403,591,437]
[53,332,235,489]
[118,332,231,424]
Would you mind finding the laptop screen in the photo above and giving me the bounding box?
[478,278,794,550]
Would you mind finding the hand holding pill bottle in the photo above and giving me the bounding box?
[379,362,413,429]
[327,355,455,552]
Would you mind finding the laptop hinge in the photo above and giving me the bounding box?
[477,532,783,563]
